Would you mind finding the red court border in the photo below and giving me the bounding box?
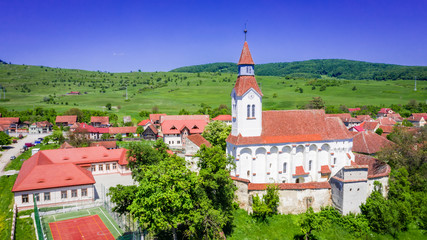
[49,214,115,240]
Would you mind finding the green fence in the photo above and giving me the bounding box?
[34,195,45,240]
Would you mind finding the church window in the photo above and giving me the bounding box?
[252,104,255,117]
[247,105,250,117]
[283,163,287,173]
[334,157,337,164]
[309,160,312,171]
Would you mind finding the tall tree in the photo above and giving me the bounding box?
[202,121,231,150]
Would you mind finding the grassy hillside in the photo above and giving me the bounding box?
[170,59,427,80]
[0,64,426,121]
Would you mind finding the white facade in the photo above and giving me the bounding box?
[164,134,182,148]
[14,184,95,210]
[231,89,262,137]
[227,140,354,184]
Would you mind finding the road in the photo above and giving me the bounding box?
[0,133,51,174]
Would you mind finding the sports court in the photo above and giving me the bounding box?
[49,215,115,240]
[41,207,124,240]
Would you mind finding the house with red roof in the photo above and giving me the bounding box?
[141,125,158,141]
[407,113,427,127]
[0,117,20,133]
[212,115,232,125]
[109,127,138,138]
[150,113,167,126]
[90,116,109,127]
[160,115,209,148]
[184,134,211,172]
[348,108,361,113]
[360,121,380,132]
[137,119,152,128]
[377,108,395,117]
[56,115,77,126]
[12,146,130,210]
[352,131,392,154]
[326,113,361,128]
[376,116,397,126]
[355,115,372,122]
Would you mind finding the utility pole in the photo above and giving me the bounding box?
[414,76,417,91]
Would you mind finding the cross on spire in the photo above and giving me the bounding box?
[244,23,247,41]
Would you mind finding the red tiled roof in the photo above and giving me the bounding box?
[378,125,394,134]
[160,115,209,135]
[231,176,250,183]
[56,115,77,124]
[352,131,392,154]
[388,113,403,122]
[90,141,117,149]
[212,115,232,121]
[348,108,361,112]
[109,127,137,134]
[76,123,98,133]
[233,75,263,97]
[227,110,352,145]
[360,121,379,131]
[90,116,109,125]
[376,117,397,126]
[378,108,393,114]
[0,117,19,123]
[150,114,167,123]
[354,153,391,179]
[60,142,75,149]
[31,121,52,128]
[146,124,158,134]
[326,113,360,123]
[137,119,151,126]
[320,165,331,174]
[293,166,309,176]
[356,115,372,122]
[186,134,211,148]
[160,115,209,124]
[238,41,255,65]
[248,181,331,191]
[407,113,427,122]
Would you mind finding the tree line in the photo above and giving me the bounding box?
[170,59,427,80]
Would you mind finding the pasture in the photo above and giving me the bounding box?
[0,64,426,121]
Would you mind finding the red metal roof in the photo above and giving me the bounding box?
[186,134,211,148]
[227,110,352,145]
[56,115,77,124]
[233,75,263,97]
[90,116,109,125]
[212,115,232,121]
[238,41,255,65]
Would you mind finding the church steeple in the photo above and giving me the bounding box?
[238,42,255,76]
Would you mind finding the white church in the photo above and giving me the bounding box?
[226,41,355,184]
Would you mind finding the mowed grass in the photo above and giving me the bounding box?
[0,64,426,121]
[228,209,426,240]
[41,206,123,240]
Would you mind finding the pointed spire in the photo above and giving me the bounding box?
[238,41,255,65]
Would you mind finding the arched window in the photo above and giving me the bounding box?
[283,162,287,173]
[247,105,250,118]
[309,160,312,171]
[252,104,255,117]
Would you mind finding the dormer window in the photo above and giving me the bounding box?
[192,125,199,129]
[170,126,177,130]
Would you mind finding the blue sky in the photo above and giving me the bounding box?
[1,0,426,72]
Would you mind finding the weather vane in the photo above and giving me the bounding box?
[244,23,248,41]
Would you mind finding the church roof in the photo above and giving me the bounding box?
[352,131,392,154]
[238,41,254,65]
[227,110,353,145]
[233,75,263,96]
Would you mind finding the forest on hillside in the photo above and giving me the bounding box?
[170,59,427,80]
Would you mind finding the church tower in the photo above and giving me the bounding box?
[231,41,263,137]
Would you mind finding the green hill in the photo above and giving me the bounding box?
[170,59,427,80]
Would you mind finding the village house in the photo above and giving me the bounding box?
[160,115,209,148]
[141,125,158,141]
[355,115,372,122]
[377,108,395,117]
[137,119,152,129]
[29,121,53,134]
[0,117,20,133]
[56,115,77,127]
[407,113,427,127]
[109,126,138,138]
[212,114,232,125]
[326,113,361,129]
[150,113,167,126]
[360,121,380,132]
[184,134,211,172]
[90,116,109,127]
[12,146,130,210]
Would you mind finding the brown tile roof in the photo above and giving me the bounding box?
[90,116,109,125]
[238,41,255,65]
[233,75,263,97]
[186,134,211,148]
[109,127,137,134]
[55,115,77,124]
[361,121,379,131]
[376,117,397,126]
[227,110,352,145]
[90,141,117,149]
[354,153,391,179]
[352,131,392,154]
[0,117,19,123]
[356,115,372,122]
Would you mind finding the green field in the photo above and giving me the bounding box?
[41,206,124,240]
[0,64,426,121]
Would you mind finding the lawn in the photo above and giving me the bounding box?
[5,144,59,171]
[0,64,425,122]
[228,209,426,240]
